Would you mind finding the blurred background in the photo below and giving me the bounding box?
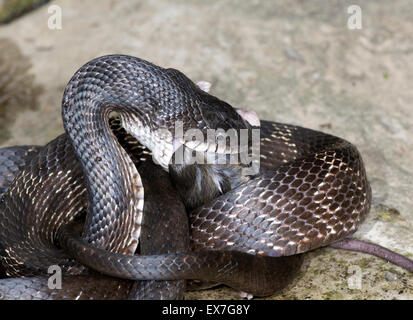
[0,0,412,299]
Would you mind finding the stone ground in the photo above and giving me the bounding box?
[0,0,412,299]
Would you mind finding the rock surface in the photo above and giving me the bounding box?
[0,0,412,299]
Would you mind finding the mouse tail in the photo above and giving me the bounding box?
[330,238,413,273]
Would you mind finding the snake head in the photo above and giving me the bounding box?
[176,86,254,160]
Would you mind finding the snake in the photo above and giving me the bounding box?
[0,54,412,299]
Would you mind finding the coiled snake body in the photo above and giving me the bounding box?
[0,54,400,299]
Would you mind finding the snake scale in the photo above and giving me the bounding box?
[0,55,411,299]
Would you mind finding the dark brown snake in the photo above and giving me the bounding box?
[0,55,411,299]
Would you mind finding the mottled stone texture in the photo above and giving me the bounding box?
[0,0,412,299]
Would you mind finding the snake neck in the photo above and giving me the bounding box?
[63,102,143,254]
[59,55,173,253]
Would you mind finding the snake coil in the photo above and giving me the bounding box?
[0,55,392,299]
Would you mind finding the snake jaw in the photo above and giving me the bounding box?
[121,113,176,171]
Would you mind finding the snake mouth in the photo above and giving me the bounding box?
[120,112,254,170]
[183,131,247,155]
[171,126,257,172]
